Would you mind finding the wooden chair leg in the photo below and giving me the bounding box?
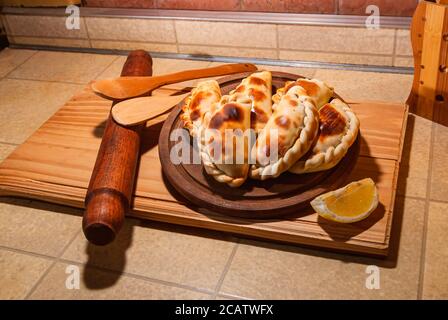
[407,0,448,126]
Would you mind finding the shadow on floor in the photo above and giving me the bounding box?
[82,219,134,289]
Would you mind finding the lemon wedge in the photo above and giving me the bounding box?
[311,178,379,223]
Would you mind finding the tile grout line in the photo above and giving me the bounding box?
[10,35,89,41]
[2,14,14,41]
[92,55,121,80]
[0,140,20,146]
[211,240,240,299]
[275,24,280,60]
[0,244,215,298]
[23,229,82,300]
[10,34,174,46]
[216,292,252,300]
[82,17,92,49]
[427,198,448,204]
[56,257,216,297]
[5,76,86,86]
[1,15,10,35]
[2,49,38,79]
[391,29,398,67]
[398,194,427,202]
[416,121,436,300]
[172,19,180,54]
[0,245,58,261]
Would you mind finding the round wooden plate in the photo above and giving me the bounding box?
[158,71,360,219]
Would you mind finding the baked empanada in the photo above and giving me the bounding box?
[200,93,253,187]
[230,71,272,133]
[272,78,333,109]
[250,88,319,180]
[289,98,360,174]
[181,80,221,137]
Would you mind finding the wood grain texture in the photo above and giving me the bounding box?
[111,93,190,126]
[0,76,408,256]
[83,50,153,245]
[408,1,448,126]
[407,0,426,110]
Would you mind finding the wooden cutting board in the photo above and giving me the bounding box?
[0,81,408,256]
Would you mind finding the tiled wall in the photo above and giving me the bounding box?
[85,0,418,17]
[2,14,414,67]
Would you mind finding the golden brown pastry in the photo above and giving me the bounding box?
[229,71,272,133]
[272,78,333,109]
[200,93,253,187]
[250,86,319,180]
[181,80,221,137]
[289,99,360,174]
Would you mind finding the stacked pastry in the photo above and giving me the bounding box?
[181,71,360,188]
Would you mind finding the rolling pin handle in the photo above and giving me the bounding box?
[83,190,127,245]
[82,50,153,246]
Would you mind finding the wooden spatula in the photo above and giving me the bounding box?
[112,93,190,126]
[92,63,257,99]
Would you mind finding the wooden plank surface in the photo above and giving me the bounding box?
[0,84,408,256]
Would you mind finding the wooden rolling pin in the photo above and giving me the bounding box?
[83,50,153,245]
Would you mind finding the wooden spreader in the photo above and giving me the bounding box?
[0,52,408,256]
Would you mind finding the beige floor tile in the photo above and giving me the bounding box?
[0,78,83,144]
[0,199,82,257]
[0,143,16,161]
[0,48,35,78]
[394,56,414,68]
[422,201,448,299]
[255,64,316,79]
[147,58,211,91]
[6,14,88,39]
[216,294,245,300]
[62,219,237,290]
[313,69,413,103]
[151,58,212,77]
[430,123,448,202]
[8,51,117,84]
[220,197,425,299]
[95,56,127,79]
[396,30,412,56]
[175,20,277,49]
[29,262,209,300]
[278,25,395,55]
[397,114,432,198]
[0,249,52,299]
[86,17,176,44]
